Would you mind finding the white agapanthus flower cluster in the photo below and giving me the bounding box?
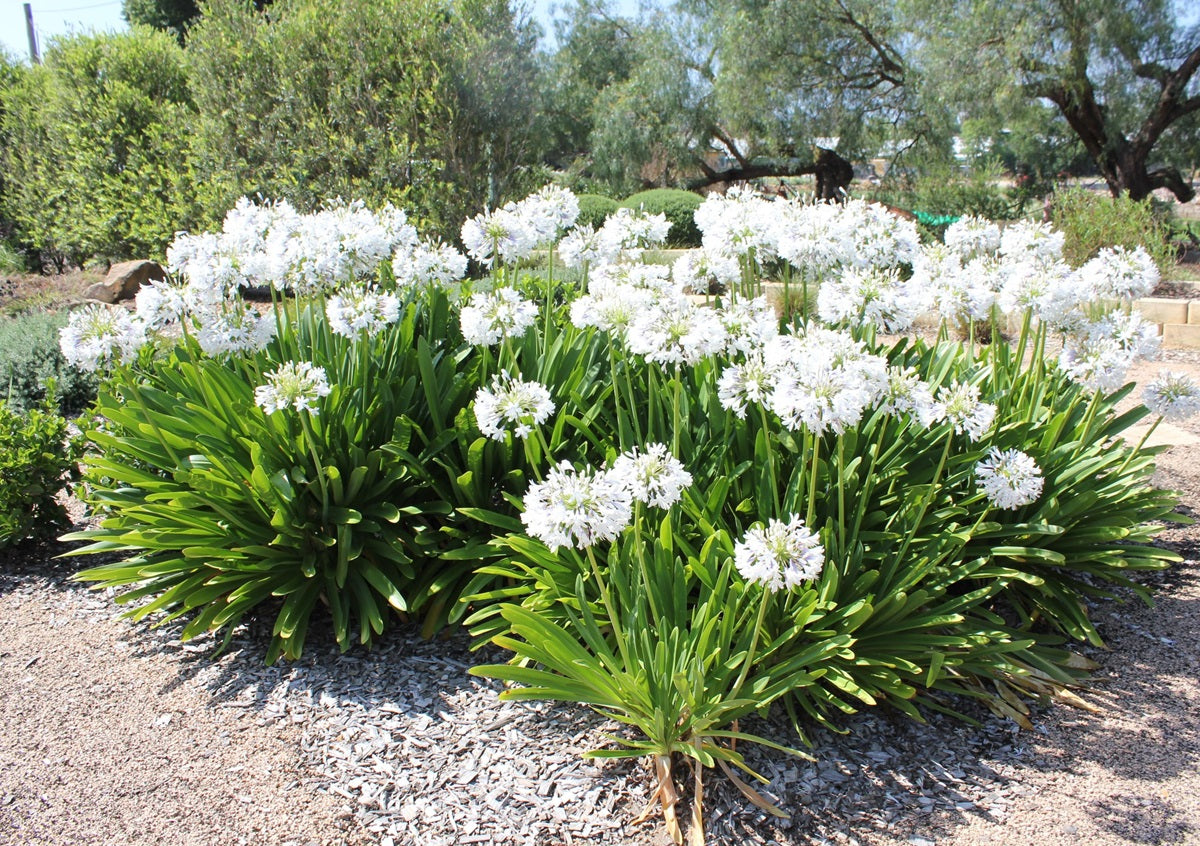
[944,215,1001,259]
[169,198,417,298]
[936,380,997,441]
[597,207,672,257]
[195,305,277,357]
[974,447,1044,510]
[568,284,656,337]
[473,372,556,441]
[558,224,615,269]
[608,443,693,509]
[879,366,942,429]
[717,296,779,355]
[1077,245,1159,301]
[1143,371,1200,420]
[58,304,147,372]
[771,199,849,280]
[326,287,401,338]
[997,256,1082,327]
[134,280,188,330]
[672,249,740,294]
[461,205,535,268]
[839,199,922,270]
[459,288,539,346]
[718,328,889,434]
[254,361,331,415]
[694,186,779,261]
[734,514,825,592]
[817,265,926,332]
[1059,310,1160,391]
[999,220,1064,262]
[521,461,633,551]
[625,296,728,366]
[460,186,582,268]
[392,239,468,289]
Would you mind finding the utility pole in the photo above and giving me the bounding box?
[24,3,41,64]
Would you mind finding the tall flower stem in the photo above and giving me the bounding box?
[805,434,821,528]
[758,404,782,518]
[1117,416,1161,476]
[730,588,771,699]
[584,545,633,670]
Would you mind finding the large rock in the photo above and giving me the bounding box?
[84,260,166,303]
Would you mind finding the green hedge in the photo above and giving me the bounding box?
[575,193,620,230]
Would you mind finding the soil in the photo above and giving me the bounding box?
[3,279,1200,845]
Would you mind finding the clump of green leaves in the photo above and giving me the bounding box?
[0,394,81,548]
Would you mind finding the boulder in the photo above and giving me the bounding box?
[84,260,166,303]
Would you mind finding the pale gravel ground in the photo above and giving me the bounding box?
[2,353,1200,846]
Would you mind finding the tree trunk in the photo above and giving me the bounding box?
[686,147,854,199]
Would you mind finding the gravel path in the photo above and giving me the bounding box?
[3,354,1200,846]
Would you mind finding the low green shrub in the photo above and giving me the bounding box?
[0,312,98,415]
[1051,188,1174,269]
[619,188,703,247]
[575,193,620,230]
[0,395,81,548]
[870,165,1025,240]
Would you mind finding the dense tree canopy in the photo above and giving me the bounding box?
[911,0,1200,200]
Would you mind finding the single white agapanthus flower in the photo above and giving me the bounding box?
[254,361,331,415]
[459,288,538,346]
[717,354,776,418]
[58,304,147,372]
[521,462,633,551]
[975,447,1044,510]
[734,515,825,592]
[937,381,997,441]
[609,443,693,509]
[1144,371,1200,420]
[326,287,401,338]
[473,373,556,441]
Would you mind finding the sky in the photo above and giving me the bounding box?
[0,0,639,62]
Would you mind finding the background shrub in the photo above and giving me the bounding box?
[870,163,1026,241]
[0,29,200,266]
[1050,187,1174,270]
[0,312,98,415]
[0,397,81,549]
[619,188,703,247]
[186,0,545,239]
[575,193,620,229]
